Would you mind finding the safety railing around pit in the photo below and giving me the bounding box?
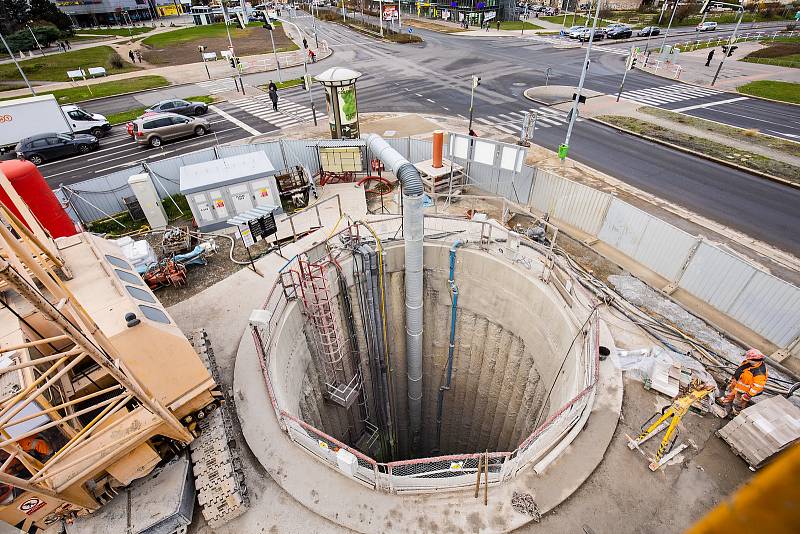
[250,216,601,494]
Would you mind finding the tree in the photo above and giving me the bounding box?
[0,0,31,34]
[29,0,73,32]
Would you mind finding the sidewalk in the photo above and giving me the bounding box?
[0,37,331,99]
[638,40,800,90]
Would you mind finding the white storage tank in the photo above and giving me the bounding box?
[179,152,281,231]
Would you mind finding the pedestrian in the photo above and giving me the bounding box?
[705,48,715,67]
[135,50,142,63]
[308,49,316,63]
[269,86,279,111]
[717,349,768,416]
[60,41,66,52]
[485,21,489,32]
[65,39,71,50]
[496,20,500,31]
[268,80,277,93]
[128,50,135,62]
[468,128,477,137]
[303,38,308,49]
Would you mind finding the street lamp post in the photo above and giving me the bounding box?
[561,0,602,161]
[468,75,480,133]
[278,17,317,125]
[712,7,744,86]
[380,0,384,37]
[263,23,283,82]
[221,1,245,94]
[26,24,46,56]
[658,1,682,58]
[0,31,35,96]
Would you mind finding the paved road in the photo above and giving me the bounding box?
[36,13,800,256]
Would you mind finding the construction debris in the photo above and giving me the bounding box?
[717,395,800,469]
[616,347,717,404]
[511,492,541,522]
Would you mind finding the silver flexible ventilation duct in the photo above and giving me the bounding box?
[365,134,424,451]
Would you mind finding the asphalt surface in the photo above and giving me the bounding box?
[32,13,800,256]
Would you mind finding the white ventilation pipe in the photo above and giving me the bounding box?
[366,134,424,452]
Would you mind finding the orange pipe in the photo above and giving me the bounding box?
[432,130,443,169]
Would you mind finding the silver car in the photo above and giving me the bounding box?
[132,113,211,148]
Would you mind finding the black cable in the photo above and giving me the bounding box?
[532,304,600,430]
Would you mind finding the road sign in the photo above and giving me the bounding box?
[247,212,278,242]
[408,28,413,33]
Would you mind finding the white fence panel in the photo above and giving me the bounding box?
[679,242,758,312]
[727,270,800,347]
[531,170,610,236]
[598,199,697,282]
[410,139,432,164]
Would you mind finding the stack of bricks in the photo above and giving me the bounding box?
[717,395,800,468]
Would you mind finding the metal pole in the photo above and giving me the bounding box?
[561,0,602,158]
[712,8,744,86]
[616,50,632,102]
[279,17,317,125]
[269,28,283,82]
[659,1,680,55]
[380,0,384,37]
[398,0,402,28]
[26,24,46,56]
[468,76,476,133]
[202,54,210,79]
[0,31,35,96]
[562,0,569,28]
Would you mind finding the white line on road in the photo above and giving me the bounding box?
[426,98,435,103]
[414,93,423,97]
[208,104,261,135]
[670,96,749,113]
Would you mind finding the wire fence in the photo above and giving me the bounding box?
[250,216,601,494]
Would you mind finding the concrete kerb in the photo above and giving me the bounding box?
[523,85,604,106]
[588,115,800,190]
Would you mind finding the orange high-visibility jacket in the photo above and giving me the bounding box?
[731,359,768,398]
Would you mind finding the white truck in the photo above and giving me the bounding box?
[0,94,110,154]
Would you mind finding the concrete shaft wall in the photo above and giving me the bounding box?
[292,243,582,460]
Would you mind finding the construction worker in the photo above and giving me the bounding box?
[18,435,52,462]
[718,349,768,415]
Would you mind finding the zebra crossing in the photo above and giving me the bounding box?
[475,106,581,135]
[593,46,631,56]
[196,78,241,95]
[618,83,724,107]
[229,93,317,129]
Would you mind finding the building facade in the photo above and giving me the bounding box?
[49,0,160,26]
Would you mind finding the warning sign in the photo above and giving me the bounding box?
[449,461,464,471]
[19,497,46,516]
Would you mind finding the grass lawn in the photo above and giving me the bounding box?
[75,27,155,37]
[598,114,800,182]
[141,22,275,48]
[0,46,140,83]
[737,80,800,104]
[743,54,800,68]
[106,95,215,124]
[498,21,544,31]
[640,106,800,158]
[263,78,303,89]
[0,75,168,104]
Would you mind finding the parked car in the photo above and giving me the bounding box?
[15,132,99,165]
[606,25,633,39]
[578,28,605,41]
[569,26,588,38]
[561,25,585,37]
[145,99,209,117]
[696,21,718,32]
[637,26,660,37]
[132,113,211,148]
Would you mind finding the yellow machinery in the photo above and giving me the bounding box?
[627,379,714,471]
[0,176,230,531]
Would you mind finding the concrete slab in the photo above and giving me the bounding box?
[524,85,604,105]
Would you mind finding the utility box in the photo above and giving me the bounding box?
[336,447,358,477]
[128,173,168,229]
[180,152,281,232]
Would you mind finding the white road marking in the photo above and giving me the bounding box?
[670,96,749,112]
[208,104,261,135]
[426,98,435,103]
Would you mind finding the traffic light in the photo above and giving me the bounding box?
[472,75,481,89]
[725,45,737,57]
[263,23,273,31]
[629,56,637,70]
[229,57,236,69]
[301,77,306,91]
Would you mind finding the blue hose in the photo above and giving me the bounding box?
[435,240,463,451]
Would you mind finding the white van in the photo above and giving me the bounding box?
[696,21,718,32]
